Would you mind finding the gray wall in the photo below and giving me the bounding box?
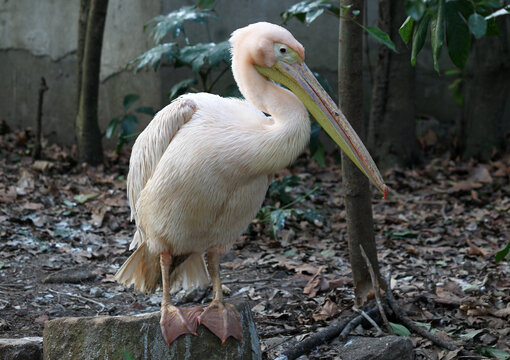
[0,0,161,146]
[0,0,481,149]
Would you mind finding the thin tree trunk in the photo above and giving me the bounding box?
[339,0,382,305]
[368,0,421,169]
[33,77,48,160]
[462,17,509,161]
[76,0,90,114]
[76,0,108,165]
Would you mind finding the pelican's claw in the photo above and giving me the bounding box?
[160,304,203,345]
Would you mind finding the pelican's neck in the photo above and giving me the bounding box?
[232,56,311,174]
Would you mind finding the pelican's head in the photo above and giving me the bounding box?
[230,23,387,198]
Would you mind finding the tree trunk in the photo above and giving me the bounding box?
[339,0,382,305]
[76,0,90,114]
[462,18,510,161]
[76,0,108,165]
[368,0,421,169]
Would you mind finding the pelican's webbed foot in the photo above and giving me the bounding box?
[160,304,203,345]
[198,300,242,344]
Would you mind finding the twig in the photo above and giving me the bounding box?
[48,288,105,314]
[353,305,383,336]
[222,276,272,285]
[33,77,48,160]
[274,314,358,360]
[260,324,320,339]
[385,271,479,358]
[359,245,392,334]
[339,305,379,339]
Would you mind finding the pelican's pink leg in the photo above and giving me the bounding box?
[159,251,203,345]
[198,246,242,344]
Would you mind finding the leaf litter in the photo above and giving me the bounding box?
[0,130,509,359]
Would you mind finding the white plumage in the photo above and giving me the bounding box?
[115,22,386,345]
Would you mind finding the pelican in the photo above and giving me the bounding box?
[115,22,387,345]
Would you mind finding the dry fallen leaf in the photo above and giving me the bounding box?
[466,239,487,256]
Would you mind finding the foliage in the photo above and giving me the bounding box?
[129,1,232,99]
[495,241,510,263]
[389,322,411,336]
[400,0,510,72]
[257,175,324,239]
[476,345,510,359]
[281,0,340,23]
[105,94,155,153]
[281,0,397,52]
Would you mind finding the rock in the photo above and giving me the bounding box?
[42,267,96,284]
[89,286,104,298]
[336,336,414,360]
[0,337,43,360]
[43,299,261,360]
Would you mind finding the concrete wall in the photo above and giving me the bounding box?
[0,0,161,146]
[2,0,505,149]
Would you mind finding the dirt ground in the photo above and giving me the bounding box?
[1,129,509,359]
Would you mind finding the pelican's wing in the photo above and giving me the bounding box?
[127,97,197,248]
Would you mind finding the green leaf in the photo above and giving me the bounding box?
[123,94,140,110]
[363,26,397,53]
[413,321,431,330]
[411,13,431,66]
[389,322,411,336]
[485,6,510,20]
[306,8,325,24]
[391,231,418,239]
[468,13,487,38]
[495,242,510,263]
[73,193,99,204]
[168,78,197,101]
[106,116,120,139]
[197,0,216,9]
[281,0,339,24]
[177,41,230,73]
[63,200,76,207]
[146,6,215,44]
[430,0,445,73]
[405,0,426,20]
[476,346,510,360]
[207,41,231,67]
[123,350,135,360]
[129,43,178,72]
[302,208,326,225]
[486,18,500,35]
[445,0,471,69]
[399,16,415,45]
[120,114,139,140]
[445,69,461,76]
[448,77,464,106]
[269,209,293,238]
[460,329,484,339]
[134,106,156,116]
[268,175,301,204]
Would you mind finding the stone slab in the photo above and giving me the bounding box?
[0,337,43,360]
[43,299,261,360]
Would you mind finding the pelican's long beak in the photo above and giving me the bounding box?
[256,59,388,199]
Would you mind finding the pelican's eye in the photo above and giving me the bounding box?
[274,43,299,64]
